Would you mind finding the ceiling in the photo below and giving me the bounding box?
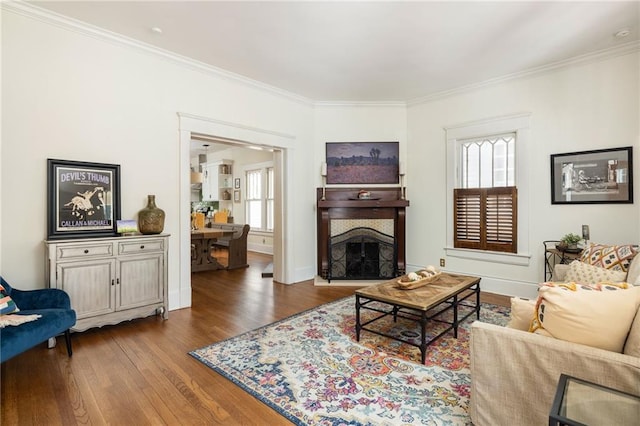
[29,1,639,103]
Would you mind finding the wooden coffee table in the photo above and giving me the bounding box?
[355,272,481,363]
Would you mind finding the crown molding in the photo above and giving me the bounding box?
[314,101,407,108]
[4,1,639,108]
[407,40,640,106]
[2,1,315,107]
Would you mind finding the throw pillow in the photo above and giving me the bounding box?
[0,284,19,315]
[625,254,640,286]
[530,283,640,352]
[506,297,536,331]
[564,260,627,285]
[579,243,637,272]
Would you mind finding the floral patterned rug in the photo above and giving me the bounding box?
[190,296,509,425]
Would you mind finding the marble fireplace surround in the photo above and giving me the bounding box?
[316,187,409,281]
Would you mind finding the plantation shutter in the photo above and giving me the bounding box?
[454,187,517,253]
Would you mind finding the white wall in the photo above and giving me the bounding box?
[313,103,408,187]
[0,9,314,301]
[407,52,640,298]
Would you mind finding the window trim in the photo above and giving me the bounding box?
[445,113,531,265]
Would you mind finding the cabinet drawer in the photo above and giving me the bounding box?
[118,239,164,255]
[56,243,113,260]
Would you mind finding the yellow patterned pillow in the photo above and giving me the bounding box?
[579,243,637,272]
[564,260,627,284]
[531,283,640,352]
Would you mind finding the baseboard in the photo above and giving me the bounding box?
[247,243,273,255]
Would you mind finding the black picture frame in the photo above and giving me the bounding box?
[326,141,399,185]
[234,177,241,189]
[47,159,121,239]
[550,146,633,204]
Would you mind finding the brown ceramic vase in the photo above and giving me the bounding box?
[138,195,165,234]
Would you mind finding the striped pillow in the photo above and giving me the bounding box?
[0,284,19,315]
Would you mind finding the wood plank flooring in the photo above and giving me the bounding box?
[1,252,508,425]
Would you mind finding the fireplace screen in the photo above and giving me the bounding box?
[329,227,395,280]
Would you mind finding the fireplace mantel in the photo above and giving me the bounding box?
[317,188,409,280]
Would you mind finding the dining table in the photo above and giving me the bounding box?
[191,228,234,272]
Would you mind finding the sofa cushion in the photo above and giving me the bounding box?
[0,308,76,362]
[624,309,640,356]
[0,284,19,315]
[564,260,627,285]
[531,283,640,352]
[580,243,637,272]
[506,297,536,331]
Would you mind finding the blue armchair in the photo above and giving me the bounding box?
[0,276,76,363]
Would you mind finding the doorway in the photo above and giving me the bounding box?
[178,113,295,310]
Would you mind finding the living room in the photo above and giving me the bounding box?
[1,2,639,424]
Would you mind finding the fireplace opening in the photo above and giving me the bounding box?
[329,227,395,281]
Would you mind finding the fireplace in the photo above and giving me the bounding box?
[329,227,395,280]
[317,187,409,281]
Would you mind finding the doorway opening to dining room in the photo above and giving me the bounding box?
[178,113,294,310]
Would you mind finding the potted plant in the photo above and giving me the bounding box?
[559,233,582,251]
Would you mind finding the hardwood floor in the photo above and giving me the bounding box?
[1,252,509,425]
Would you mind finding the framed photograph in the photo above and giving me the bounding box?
[233,190,241,203]
[234,177,241,189]
[116,220,138,235]
[326,142,399,185]
[47,159,121,239]
[550,146,633,204]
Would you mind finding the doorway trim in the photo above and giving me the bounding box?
[177,112,295,309]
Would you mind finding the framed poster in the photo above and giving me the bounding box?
[326,142,399,185]
[47,159,121,239]
[550,146,633,204]
[234,190,241,203]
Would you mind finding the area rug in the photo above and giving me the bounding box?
[190,296,509,425]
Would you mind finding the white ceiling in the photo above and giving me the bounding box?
[29,1,639,103]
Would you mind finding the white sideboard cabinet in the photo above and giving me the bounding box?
[45,234,169,332]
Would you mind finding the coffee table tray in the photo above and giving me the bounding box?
[396,272,442,290]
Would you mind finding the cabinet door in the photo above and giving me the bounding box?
[56,259,116,319]
[116,254,164,311]
[202,163,219,201]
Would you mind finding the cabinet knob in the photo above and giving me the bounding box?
[140,245,145,249]
[84,249,89,254]
[111,279,114,286]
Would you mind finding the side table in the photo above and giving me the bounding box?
[549,374,640,426]
[544,241,582,281]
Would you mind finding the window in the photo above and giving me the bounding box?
[445,113,530,264]
[245,165,274,231]
[460,134,515,188]
[455,135,517,253]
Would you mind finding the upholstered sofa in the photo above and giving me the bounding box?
[469,251,640,425]
[0,276,76,363]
